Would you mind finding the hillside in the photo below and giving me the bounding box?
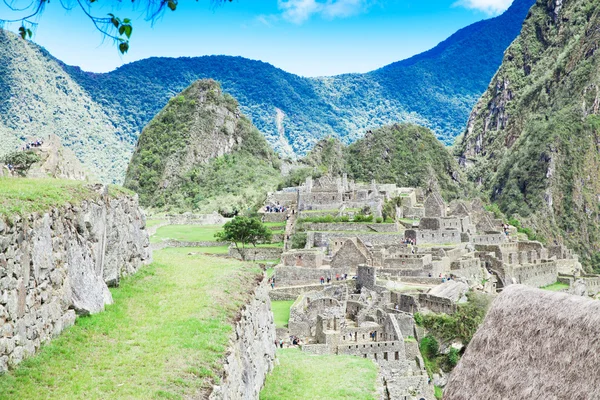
[283,124,463,200]
[124,79,281,214]
[61,0,533,159]
[0,30,131,183]
[345,124,463,200]
[458,0,600,269]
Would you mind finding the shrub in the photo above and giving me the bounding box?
[291,232,307,249]
[2,151,41,173]
[446,347,460,368]
[375,217,383,223]
[420,335,439,360]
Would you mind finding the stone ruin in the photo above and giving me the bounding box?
[264,174,592,398]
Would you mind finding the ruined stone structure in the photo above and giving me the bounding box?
[0,187,152,373]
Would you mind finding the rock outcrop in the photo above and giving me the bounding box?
[210,280,276,400]
[458,0,600,268]
[23,135,89,181]
[0,187,151,373]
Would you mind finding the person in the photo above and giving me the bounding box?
[394,304,399,311]
[326,276,331,284]
[320,276,325,284]
[428,272,432,278]
[335,274,340,281]
[271,280,275,289]
[279,339,284,349]
[344,273,348,280]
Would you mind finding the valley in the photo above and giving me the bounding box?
[2,0,600,398]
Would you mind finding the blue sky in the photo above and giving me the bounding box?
[1,0,514,76]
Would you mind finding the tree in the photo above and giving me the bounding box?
[215,216,272,261]
[1,0,232,54]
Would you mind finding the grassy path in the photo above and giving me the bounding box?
[260,348,378,400]
[0,248,260,400]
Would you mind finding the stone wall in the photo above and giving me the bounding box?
[209,281,276,400]
[505,261,558,288]
[0,189,151,373]
[151,240,229,251]
[166,212,226,226]
[274,266,350,286]
[228,247,283,261]
[313,232,403,248]
[301,222,399,233]
[414,229,462,245]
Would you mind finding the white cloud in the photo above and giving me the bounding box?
[454,0,513,15]
[278,0,374,24]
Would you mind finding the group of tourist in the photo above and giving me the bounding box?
[275,336,303,349]
[21,139,44,151]
[265,202,287,213]
[368,331,378,341]
[402,238,416,245]
[319,274,349,284]
[268,276,276,289]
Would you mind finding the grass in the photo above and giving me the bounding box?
[541,282,570,292]
[0,248,261,400]
[175,246,230,255]
[434,385,443,399]
[150,225,224,243]
[260,348,378,400]
[271,301,294,328]
[0,178,97,217]
[145,218,166,228]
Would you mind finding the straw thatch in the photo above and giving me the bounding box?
[444,284,600,400]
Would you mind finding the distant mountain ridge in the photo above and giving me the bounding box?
[0,0,534,182]
[62,0,534,154]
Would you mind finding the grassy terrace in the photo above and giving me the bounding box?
[271,300,294,328]
[0,178,98,217]
[541,282,570,292]
[0,248,261,400]
[260,348,378,400]
[150,224,224,243]
[145,218,166,228]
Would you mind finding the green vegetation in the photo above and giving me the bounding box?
[145,218,165,228]
[0,248,261,399]
[419,335,461,378]
[459,0,600,271]
[150,224,225,243]
[345,124,465,201]
[124,80,281,215]
[541,282,570,292]
[1,150,40,174]
[215,217,272,261]
[415,292,492,345]
[271,301,294,328]
[0,178,96,217]
[434,385,444,400]
[260,348,378,400]
[290,232,307,249]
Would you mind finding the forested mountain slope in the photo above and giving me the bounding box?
[62,0,534,156]
[124,80,281,214]
[0,30,131,182]
[459,0,600,269]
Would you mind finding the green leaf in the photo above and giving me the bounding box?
[123,25,132,39]
[119,41,129,54]
[18,26,26,39]
[167,0,177,11]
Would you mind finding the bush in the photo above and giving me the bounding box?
[2,151,41,173]
[353,214,373,223]
[375,217,383,223]
[446,347,460,369]
[420,335,439,360]
[290,232,307,249]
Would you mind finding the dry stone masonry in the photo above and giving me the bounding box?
[263,174,591,399]
[0,187,151,373]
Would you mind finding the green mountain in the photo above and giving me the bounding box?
[458,0,600,269]
[62,0,534,158]
[124,79,281,214]
[0,30,131,183]
[286,124,463,200]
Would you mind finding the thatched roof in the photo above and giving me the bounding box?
[445,284,600,400]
